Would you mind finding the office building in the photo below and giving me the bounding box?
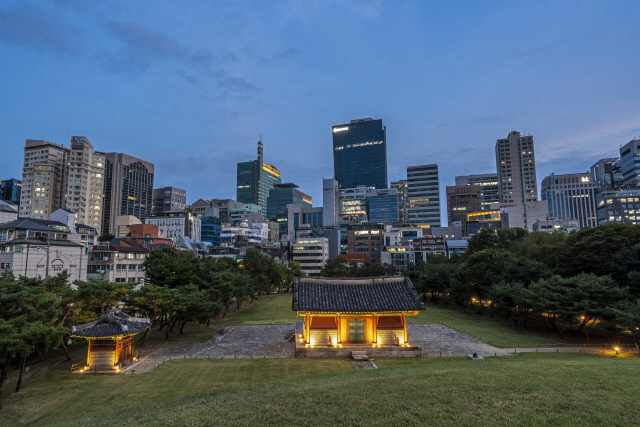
[286,204,323,240]
[237,140,281,212]
[230,203,263,224]
[322,178,340,227]
[455,173,499,209]
[190,198,244,220]
[291,237,329,276]
[113,215,142,238]
[391,180,408,224]
[338,187,370,222]
[200,216,222,246]
[332,118,387,189]
[591,158,622,190]
[426,225,463,241]
[145,211,200,242]
[266,183,312,237]
[413,236,446,263]
[620,138,640,187]
[102,153,154,236]
[368,188,399,225]
[446,185,481,236]
[596,189,640,225]
[541,172,598,229]
[346,222,385,261]
[407,164,440,227]
[152,186,186,214]
[0,178,21,204]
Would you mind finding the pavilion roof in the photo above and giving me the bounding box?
[69,308,150,338]
[292,276,424,313]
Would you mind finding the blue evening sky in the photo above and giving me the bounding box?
[1,1,639,224]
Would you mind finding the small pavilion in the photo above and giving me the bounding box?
[292,276,424,356]
[70,308,150,371]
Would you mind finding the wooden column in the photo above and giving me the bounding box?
[372,315,378,344]
[305,315,311,344]
[402,314,408,344]
[336,314,341,344]
[87,340,92,366]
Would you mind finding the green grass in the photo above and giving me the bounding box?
[16,353,638,426]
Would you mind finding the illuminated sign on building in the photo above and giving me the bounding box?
[333,127,349,133]
[334,141,384,150]
[581,177,590,182]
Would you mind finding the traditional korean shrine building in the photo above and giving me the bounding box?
[70,308,150,372]
[292,276,424,357]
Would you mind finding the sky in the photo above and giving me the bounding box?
[1,0,639,224]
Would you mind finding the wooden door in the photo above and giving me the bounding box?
[348,319,365,342]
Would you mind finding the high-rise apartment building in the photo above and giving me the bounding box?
[541,172,598,229]
[64,137,105,232]
[495,131,538,205]
[237,140,281,212]
[152,186,186,214]
[590,158,622,190]
[620,138,640,187]
[455,173,499,209]
[20,139,68,220]
[332,118,387,189]
[19,137,105,232]
[102,153,154,236]
[407,164,440,227]
[391,180,408,224]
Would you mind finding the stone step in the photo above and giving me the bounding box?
[351,351,369,361]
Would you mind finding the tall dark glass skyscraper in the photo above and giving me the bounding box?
[333,118,387,189]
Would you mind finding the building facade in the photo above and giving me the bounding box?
[390,180,408,224]
[291,237,329,276]
[152,186,186,214]
[541,172,598,229]
[87,241,148,285]
[332,118,387,190]
[237,140,281,212]
[620,138,640,187]
[596,189,640,225]
[322,178,340,227]
[455,173,499,209]
[446,184,481,236]
[407,164,440,227]
[368,188,399,225]
[495,131,538,205]
[591,158,622,190]
[102,152,154,236]
[0,178,21,204]
[346,222,385,261]
[339,187,370,222]
[200,216,222,246]
[266,183,312,236]
[145,211,201,242]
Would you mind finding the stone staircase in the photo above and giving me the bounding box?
[351,351,377,370]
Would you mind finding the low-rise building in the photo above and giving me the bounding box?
[445,240,468,258]
[113,215,142,238]
[87,240,148,285]
[292,237,329,276]
[413,236,446,263]
[145,211,201,242]
[596,189,640,225]
[347,222,385,261]
[0,200,19,224]
[0,218,87,282]
[532,218,579,233]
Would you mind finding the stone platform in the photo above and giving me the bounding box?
[295,340,422,358]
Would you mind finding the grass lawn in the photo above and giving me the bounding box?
[408,304,566,348]
[3,353,636,426]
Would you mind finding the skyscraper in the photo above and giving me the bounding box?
[446,184,481,235]
[590,158,622,190]
[455,173,499,209]
[332,118,387,189]
[102,153,154,235]
[368,188,399,225]
[237,140,281,212]
[407,164,441,227]
[541,172,598,229]
[266,183,312,237]
[495,131,538,205]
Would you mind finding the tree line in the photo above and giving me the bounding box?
[408,224,640,349]
[0,247,297,409]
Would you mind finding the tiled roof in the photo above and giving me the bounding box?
[0,218,61,232]
[292,276,424,313]
[70,308,150,338]
[0,238,82,247]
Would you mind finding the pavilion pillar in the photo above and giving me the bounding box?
[336,314,341,344]
[305,315,311,344]
[402,314,408,344]
[372,315,378,344]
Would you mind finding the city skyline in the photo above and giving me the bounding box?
[1,1,639,224]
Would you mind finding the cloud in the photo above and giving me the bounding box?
[176,69,200,84]
[214,69,260,92]
[0,4,84,55]
[105,21,188,58]
[279,47,302,58]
